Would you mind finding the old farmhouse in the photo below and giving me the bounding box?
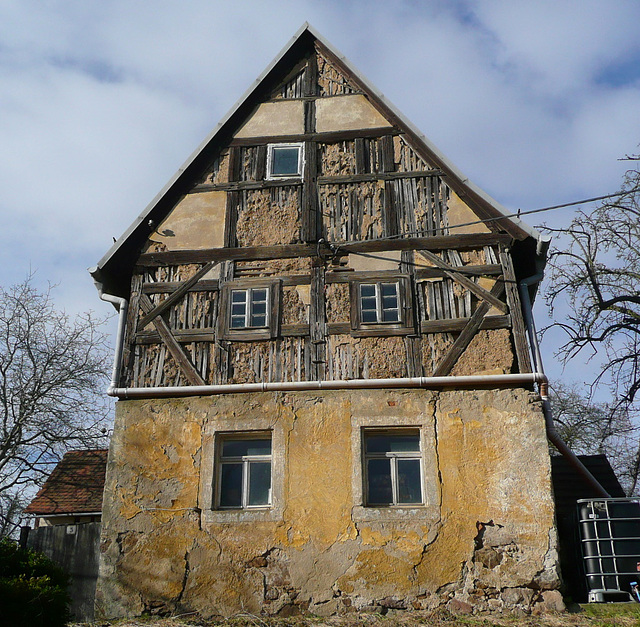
[91,25,566,617]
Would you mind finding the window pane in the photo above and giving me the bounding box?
[382,294,398,309]
[231,303,246,316]
[382,308,399,322]
[366,434,419,453]
[361,309,378,324]
[360,284,376,298]
[367,459,392,504]
[271,147,300,176]
[219,463,242,507]
[223,438,271,457]
[381,283,397,297]
[248,462,271,505]
[231,316,245,328]
[397,459,422,504]
[251,301,266,315]
[251,289,267,302]
[250,314,267,327]
[361,296,377,310]
[231,290,246,303]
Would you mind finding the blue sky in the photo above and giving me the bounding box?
[0,0,639,391]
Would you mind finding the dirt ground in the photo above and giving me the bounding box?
[69,604,640,627]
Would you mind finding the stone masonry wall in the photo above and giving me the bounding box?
[96,388,560,618]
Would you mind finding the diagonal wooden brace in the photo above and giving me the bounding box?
[138,260,220,331]
[434,280,506,377]
[417,249,508,314]
[139,294,206,386]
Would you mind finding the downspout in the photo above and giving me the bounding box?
[519,273,609,498]
[95,282,128,396]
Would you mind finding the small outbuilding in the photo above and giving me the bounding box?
[23,449,107,527]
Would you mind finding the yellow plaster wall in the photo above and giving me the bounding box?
[347,250,402,272]
[234,101,305,138]
[148,191,226,251]
[96,388,559,618]
[316,95,392,133]
[446,191,492,234]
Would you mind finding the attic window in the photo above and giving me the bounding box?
[231,288,269,329]
[360,282,400,324]
[267,143,303,178]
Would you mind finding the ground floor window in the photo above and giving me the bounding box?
[217,434,272,509]
[363,430,423,506]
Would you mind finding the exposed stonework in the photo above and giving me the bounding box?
[236,188,301,247]
[451,329,514,376]
[96,387,559,619]
[326,284,350,323]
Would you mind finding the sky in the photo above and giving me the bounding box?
[0,0,639,392]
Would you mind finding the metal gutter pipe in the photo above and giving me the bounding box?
[96,285,128,395]
[107,372,545,399]
[519,274,610,498]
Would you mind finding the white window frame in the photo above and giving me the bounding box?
[230,287,270,330]
[216,433,272,510]
[266,142,304,179]
[363,429,424,507]
[359,281,400,324]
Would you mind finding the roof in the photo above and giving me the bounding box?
[90,23,549,298]
[24,449,108,516]
[551,454,626,508]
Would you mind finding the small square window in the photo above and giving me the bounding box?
[217,434,272,509]
[267,143,303,178]
[230,288,269,329]
[363,430,423,506]
[349,276,413,335]
[360,282,400,324]
[222,281,280,340]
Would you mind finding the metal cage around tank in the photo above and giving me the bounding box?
[578,498,640,602]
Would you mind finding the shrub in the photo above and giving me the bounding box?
[0,537,70,627]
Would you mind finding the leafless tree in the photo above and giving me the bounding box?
[0,276,111,536]
[549,382,639,494]
[543,155,640,492]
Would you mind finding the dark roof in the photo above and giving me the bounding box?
[24,449,108,515]
[90,23,547,299]
[551,454,626,507]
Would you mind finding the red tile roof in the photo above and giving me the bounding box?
[24,449,108,515]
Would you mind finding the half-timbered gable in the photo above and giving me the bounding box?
[93,25,561,618]
[93,28,541,393]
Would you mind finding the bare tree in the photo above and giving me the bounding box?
[543,155,640,492]
[544,156,640,405]
[0,276,111,536]
[549,382,639,494]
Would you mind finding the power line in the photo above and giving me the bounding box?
[372,190,630,241]
[320,190,630,267]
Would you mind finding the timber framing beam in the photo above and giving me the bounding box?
[417,250,508,314]
[138,234,512,267]
[433,281,506,377]
[139,294,206,386]
[138,261,220,331]
[229,126,399,147]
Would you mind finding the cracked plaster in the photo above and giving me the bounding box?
[96,387,560,618]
